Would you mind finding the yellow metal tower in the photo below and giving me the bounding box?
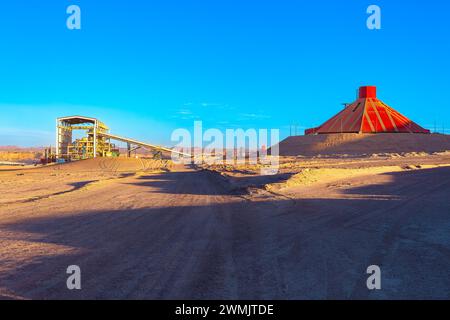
[56,116,118,160]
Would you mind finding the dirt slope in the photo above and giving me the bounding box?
[276,133,450,156]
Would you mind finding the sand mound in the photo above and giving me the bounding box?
[276,133,450,157]
[266,164,449,191]
[46,157,172,173]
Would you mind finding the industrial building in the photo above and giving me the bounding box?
[273,86,450,156]
[56,116,187,161]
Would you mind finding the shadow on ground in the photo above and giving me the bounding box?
[128,170,294,196]
[1,167,450,299]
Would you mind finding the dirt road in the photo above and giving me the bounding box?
[0,159,449,299]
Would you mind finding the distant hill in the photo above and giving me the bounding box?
[0,146,46,152]
[0,146,43,163]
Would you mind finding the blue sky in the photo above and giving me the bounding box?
[0,0,449,146]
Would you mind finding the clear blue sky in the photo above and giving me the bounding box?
[0,0,449,146]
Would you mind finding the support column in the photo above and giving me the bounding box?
[55,119,59,158]
[93,120,98,158]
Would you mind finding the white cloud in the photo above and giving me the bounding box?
[177,109,193,115]
[238,113,271,120]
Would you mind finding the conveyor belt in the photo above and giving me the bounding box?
[98,132,191,157]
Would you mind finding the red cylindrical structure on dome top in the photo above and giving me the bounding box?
[359,86,377,99]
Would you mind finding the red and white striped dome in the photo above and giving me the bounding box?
[305,86,430,135]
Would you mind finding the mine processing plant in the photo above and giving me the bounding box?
[56,116,187,160]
